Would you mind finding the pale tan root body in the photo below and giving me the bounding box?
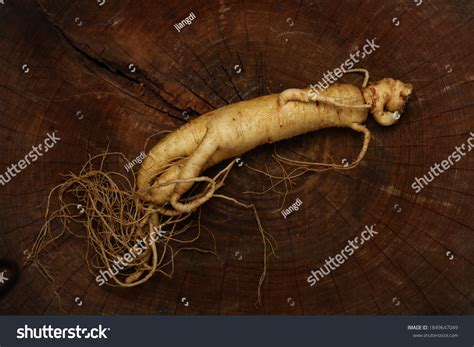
[137,72,413,214]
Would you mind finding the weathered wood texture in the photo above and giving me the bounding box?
[0,0,473,314]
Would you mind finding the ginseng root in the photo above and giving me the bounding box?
[137,69,412,209]
[31,69,412,307]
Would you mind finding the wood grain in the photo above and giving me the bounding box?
[0,0,472,314]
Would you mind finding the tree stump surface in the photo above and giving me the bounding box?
[0,0,473,314]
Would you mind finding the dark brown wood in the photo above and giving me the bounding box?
[0,0,473,314]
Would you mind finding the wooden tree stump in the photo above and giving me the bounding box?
[0,0,472,314]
